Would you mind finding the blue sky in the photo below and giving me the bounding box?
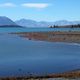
[0,0,80,21]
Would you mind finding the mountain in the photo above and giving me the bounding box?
[15,19,80,27]
[0,16,23,27]
[15,19,39,27]
[53,20,80,26]
[0,16,17,25]
[53,20,72,26]
[15,19,52,27]
[0,16,80,28]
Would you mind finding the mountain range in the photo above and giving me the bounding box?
[0,16,80,27]
[15,19,80,27]
[16,19,80,27]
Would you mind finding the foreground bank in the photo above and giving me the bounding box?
[0,70,80,80]
[13,31,80,43]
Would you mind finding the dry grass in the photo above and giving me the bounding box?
[13,31,80,43]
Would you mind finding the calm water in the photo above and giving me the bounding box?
[0,33,80,77]
[0,27,80,33]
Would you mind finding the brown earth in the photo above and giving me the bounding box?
[13,31,80,43]
[0,70,80,80]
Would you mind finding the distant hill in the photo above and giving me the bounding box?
[0,16,22,27]
[15,19,51,27]
[0,16,16,25]
[15,19,80,27]
[0,16,80,28]
[53,20,80,26]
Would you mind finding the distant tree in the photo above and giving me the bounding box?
[55,25,58,28]
[71,25,74,28]
[54,25,56,28]
[50,26,53,28]
[77,24,80,28]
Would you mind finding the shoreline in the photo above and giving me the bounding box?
[7,31,80,79]
[12,31,80,43]
[0,70,80,80]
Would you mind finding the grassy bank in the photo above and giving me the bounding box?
[13,31,80,43]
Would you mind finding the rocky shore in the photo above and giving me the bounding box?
[13,31,80,43]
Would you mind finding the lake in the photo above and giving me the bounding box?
[0,27,80,33]
[0,27,80,77]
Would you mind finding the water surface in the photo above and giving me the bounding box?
[0,27,80,33]
[0,33,80,77]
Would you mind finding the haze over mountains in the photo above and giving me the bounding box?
[0,16,80,27]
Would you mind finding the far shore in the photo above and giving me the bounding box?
[12,31,80,43]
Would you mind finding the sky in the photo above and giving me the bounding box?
[0,0,80,21]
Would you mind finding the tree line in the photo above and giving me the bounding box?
[49,24,80,28]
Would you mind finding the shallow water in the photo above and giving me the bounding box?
[0,33,80,77]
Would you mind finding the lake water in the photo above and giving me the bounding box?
[0,27,80,33]
[0,28,80,77]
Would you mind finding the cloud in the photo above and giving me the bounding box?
[0,3,50,8]
[21,3,50,9]
[0,3,16,7]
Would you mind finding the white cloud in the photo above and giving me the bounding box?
[0,3,16,7]
[21,3,50,9]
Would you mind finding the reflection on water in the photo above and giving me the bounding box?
[0,34,80,77]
